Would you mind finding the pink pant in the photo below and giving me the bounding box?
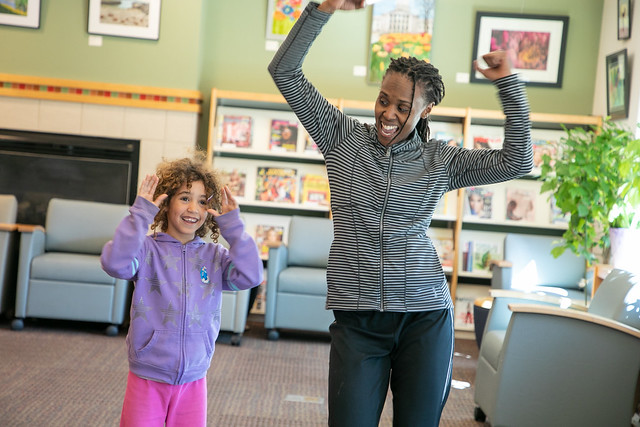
[120,371,207,427]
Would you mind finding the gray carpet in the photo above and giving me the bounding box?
[0,317,482,426]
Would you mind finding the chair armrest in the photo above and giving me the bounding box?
[508,303,640,339]
[490,289,584,310]
[0,223,18,232]
[264,244,288,329]
[14,226,46,318]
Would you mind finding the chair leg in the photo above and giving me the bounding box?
[105,324,119,336]
[11,318,24,331]
[267,329,279,341]
[230,333,242,346]
[474,406,486,422]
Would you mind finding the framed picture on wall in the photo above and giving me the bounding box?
[618,0,632,40]
[88,0,161,40]
[470,12,569,88]
[265,0,309,41]
[606,49,629,119]
[0,0,41,29]
[367,0,436,84]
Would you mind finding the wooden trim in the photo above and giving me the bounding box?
[0,73,202,113]
[0,223,18,232]
[17,224,44,233]
[509,303,640,338]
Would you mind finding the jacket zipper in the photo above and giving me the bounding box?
[177,245,187,384]
[379,146,393,311]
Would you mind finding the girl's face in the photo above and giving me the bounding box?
[375,72,432,146]
[166,180,209,244]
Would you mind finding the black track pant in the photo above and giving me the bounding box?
[328,309,454,427]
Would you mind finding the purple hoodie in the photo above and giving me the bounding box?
[101,196,262,385]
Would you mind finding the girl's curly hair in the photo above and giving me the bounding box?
[151,156,222,242]
[384,56,445,142]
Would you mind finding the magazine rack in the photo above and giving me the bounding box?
[206,87,601,330]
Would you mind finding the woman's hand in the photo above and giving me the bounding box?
[318,0,366,13]
[138,174,168,207]
[208,186,238,217]
[473,50,512,81]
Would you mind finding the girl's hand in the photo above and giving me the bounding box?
[318,0,366,13]
[473,50,512,81]
[207,186,238,217]
[138,174,168,207]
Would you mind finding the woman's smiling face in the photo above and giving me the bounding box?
[374,72,432,147]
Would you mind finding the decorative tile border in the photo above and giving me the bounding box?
[0,73,202,113]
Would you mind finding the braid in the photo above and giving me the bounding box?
[385,57,445,141]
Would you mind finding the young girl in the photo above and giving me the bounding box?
[101,157,262,426]
[269,1,532,425]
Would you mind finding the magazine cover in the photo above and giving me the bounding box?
[473,135,503,149]
[255,167,297,203]
[250,278,267,314]
[464,187,493,219]
[549,195,569,225]
[505,188,536,222]
[217,167,247,199]
[255,224,284,259]
[299,174,330,206]
[454,297,475,331]
[303,132,320,154]
[270,119,298,152]
[531,138,558,175]
[219,115,252,148]
[472,241,500,273]
[431,235,454,271]
[434,130,463,148]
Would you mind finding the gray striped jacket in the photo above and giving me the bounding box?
[268,2,533,312]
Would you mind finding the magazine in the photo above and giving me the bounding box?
[217,167,247,198]
[303,132,320,154]
[454,297,475,331]
[464,187,493,219]
[531,138,558,175]
[473,135,502,149]
[250,278,267,314]
[472,241,500,273]
[431,235,454,270]
[434,131,463,148]
[299,174,330,206]
[255,224,284,259]
[219,115,252,148]
[549,195,569,225]
[270,119,298,152]
[505,188,536,222]
[255,167,297,203]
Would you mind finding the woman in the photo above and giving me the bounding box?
[268,1,532,425]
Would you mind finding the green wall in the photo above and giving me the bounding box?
[0,0,603,147]
[0,0,202,88]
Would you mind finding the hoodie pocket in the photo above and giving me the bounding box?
[184,330,214,371]
[135,330,181,371]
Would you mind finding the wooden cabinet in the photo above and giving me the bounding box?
[206,88,601,323]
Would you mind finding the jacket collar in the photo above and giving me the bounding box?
[153,232,206,246]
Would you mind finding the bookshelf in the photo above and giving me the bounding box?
[206,87,602,327]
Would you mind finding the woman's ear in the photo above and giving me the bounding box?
[421,102,434,119]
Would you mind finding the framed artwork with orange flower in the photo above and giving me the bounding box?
[266,0,309,41]
[367,0,436,84]
[470,12,569,88]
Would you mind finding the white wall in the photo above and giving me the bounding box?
[593,0,640,135]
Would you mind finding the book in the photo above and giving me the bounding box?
[217,167,247,199]
[255,166,297,203]
[505,188,536,222]
[473,135,502,149]
[299,173,330,206]
[464,187,493,219]
[255,224,284,259]
[219,115,252,148]
[269,119,298,152]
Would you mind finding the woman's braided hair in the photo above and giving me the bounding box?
[385,57,445,141]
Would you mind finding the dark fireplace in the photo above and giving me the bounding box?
[0,129,139,225]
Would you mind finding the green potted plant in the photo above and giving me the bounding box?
[540,117,640,267]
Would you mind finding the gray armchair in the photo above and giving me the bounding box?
[0,194,18,317]
[491,233,588,304]
[474,268,640,426]
[265,215,334,340]
[12,198,130,335]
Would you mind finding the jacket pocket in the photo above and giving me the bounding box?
[184,330,213,371]
[135,330,180,371]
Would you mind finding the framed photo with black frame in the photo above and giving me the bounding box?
[88,0,161,41]
[618,0,632,40]
[606,49,630,120]
[0,0,41,29]
[470,12,569,88]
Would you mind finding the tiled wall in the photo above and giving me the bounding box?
[0,96,198,188]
